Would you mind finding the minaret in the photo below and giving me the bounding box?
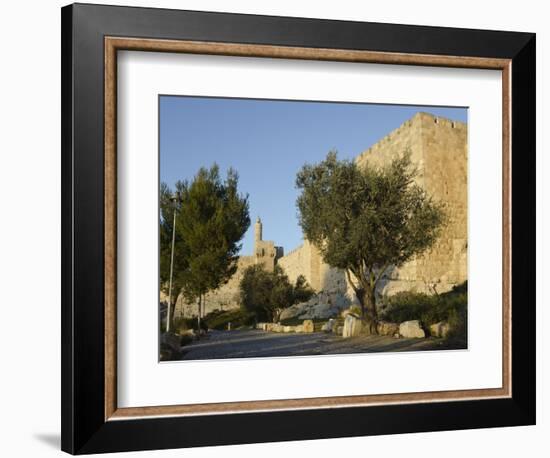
[254,216,263,248]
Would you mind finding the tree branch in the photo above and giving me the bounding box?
[345,269,359,292]
[375,263,390,285]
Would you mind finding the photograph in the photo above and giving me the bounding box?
[159,96,468,361]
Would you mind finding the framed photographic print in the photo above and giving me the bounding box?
[61,3,536,454]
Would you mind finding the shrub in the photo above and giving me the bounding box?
[240,265,314,322]
[173,316,207,332]
[203,308,256,330]
[380,282,467,346]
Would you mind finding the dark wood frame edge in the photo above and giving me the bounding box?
[62,3,535,454]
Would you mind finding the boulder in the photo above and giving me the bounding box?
[272,324,284,333]
[377,321,399,336]
[334,325,344,336]
[430,321,451,338]
[178,328,195,338]
[161,332,182,352]
[294,325,304,333]
[321,318,337,332]
[283,325,294,333]
[299,302,335,320]
[399,320,426,338]
[342,314,363,338]
[280,302,309,320]
[282,292,350,320]
[302,319,315,333]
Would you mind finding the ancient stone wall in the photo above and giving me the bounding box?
[355,112,468,295]
[173,255,256,319]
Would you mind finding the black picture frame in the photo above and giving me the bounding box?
[61,3,535,454]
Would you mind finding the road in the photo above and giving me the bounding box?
[179,329,442,360]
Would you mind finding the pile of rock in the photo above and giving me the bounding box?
[256,319,315,334]
[279,292,351,321]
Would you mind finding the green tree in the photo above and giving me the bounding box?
[240,265,314,322]
[160,165,250,331]
[295,151,446,333]
[293,274,315,304]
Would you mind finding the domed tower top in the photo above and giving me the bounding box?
[254,216,262,244]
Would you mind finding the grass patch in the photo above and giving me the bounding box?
[203,308,256,330]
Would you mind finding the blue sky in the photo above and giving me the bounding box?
[160,96,467,255]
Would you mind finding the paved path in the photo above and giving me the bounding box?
[180,329,441,360]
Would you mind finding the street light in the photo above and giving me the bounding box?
[166,193,181,333]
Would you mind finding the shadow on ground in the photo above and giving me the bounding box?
[177,329,454,361]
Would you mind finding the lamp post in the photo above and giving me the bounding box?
[166,193,180,333]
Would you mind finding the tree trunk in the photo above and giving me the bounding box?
[357,286,378,335]
[197,295,201,332]
[167,296,177,333]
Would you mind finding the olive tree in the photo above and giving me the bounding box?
[296,151,445,333]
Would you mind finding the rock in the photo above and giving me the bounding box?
[377,321,399,336]
[294,325,304,333]
[281,292,350,321]
[430,321,451,338]
[299,302,335,320]
[280,302,309,320]
[302,320,315,333]
[178,328,195,338]
[272,324,284,333]
[399,320,426,338]
[393,333,400,339]
[335,325,344,336]
[321,318,337,332]
[342,314,363,338]
[283,326,294,333]
[160,332,181,352]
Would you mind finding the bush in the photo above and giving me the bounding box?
[172,316,208,332]
[240,265,314,322]
[203,308,256,330]
[380,282,467,346]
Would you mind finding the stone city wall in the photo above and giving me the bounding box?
[355,112,468,295]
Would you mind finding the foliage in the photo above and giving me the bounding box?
[293,274,315,303]
[203,309,256,330]
[160,164,250,330]
[240,265,315,322]
[172,316,208,332]
[295,150,446,332]
[380,281,467,346]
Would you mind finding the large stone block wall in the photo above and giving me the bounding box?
[278,241,358,306]
[277,242,313,288]
[355,112,468,295]
[173,255,256,318]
